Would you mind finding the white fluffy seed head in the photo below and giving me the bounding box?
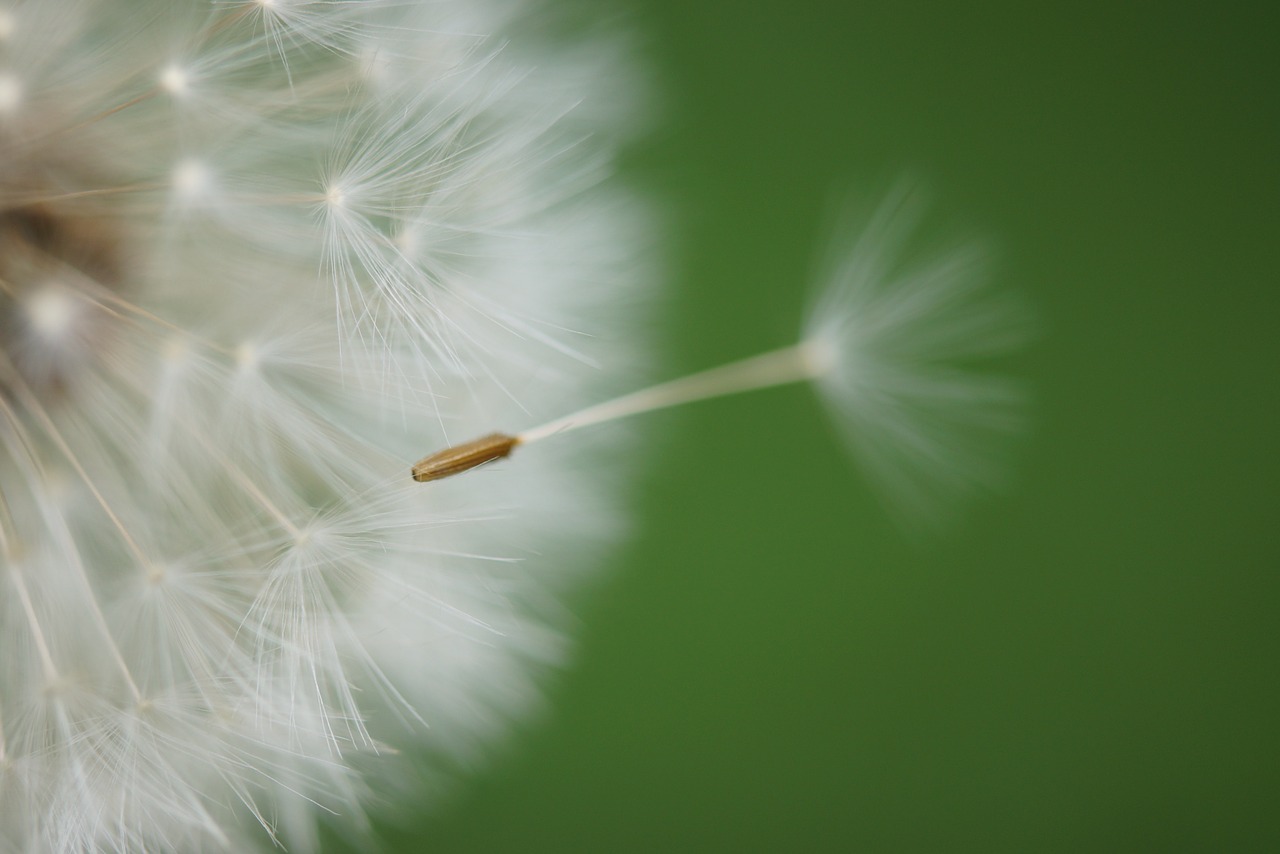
[0,1,654,851]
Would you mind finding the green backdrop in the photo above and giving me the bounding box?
[373,0,1278,850]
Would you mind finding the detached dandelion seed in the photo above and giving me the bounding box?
[415,184,1028,533]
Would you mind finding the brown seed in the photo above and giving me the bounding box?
[411,432,520,483]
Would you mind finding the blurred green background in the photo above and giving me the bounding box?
[384,0,1279,850]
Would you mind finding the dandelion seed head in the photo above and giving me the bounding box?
[0,0,655,850]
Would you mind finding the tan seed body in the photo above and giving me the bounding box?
[411,432,520,482]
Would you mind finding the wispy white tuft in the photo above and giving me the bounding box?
[805,184,1031,528]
